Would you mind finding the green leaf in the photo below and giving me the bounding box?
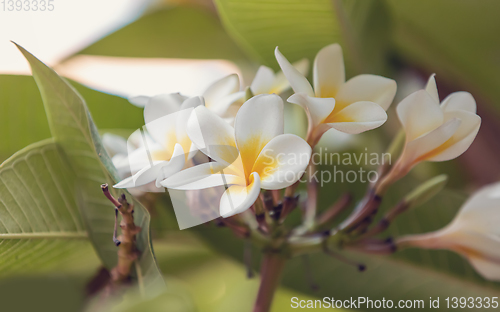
[80,7,249,65]
[0,75,144,163]
[214,0,391,73]
[0,139,96,275]
[15,43,165,293]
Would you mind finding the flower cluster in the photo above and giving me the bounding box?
[105,43,490,281]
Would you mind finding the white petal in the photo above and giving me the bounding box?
[155,143,187,187]
[209,91,245,117]
[250,66,276,95]
[252,134,311,189]
[275,47,314,96]
[425,74,440,103]
[144,93,185,124]
[128,95,150,108]
[440,91,477,113]
[426,110,481,162]
[325,101,388,134]
[288,93,335,127]
[234,94,284,177]
[468,256,500,281]
[161,161,244,190]
[313,44,345,98]
[402,118,461,166]
[220,172,261,218]
[335,74,397,111]
[272,58,310,94]
[203,74,240,110]
[396,90,444,141]
[187,106,239,166]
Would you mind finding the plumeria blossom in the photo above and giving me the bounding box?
[250,59,309,95]
[162,94,312,217]
[397,182,500,281]
[129,74,243,119]
[387,75,481,181]
[275,44,397,145]
[114,94,204,189]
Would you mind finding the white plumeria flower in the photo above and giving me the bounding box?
[162,94,312,217]
[129,74,244,119]
[393,75,481,175]
[275,44,396,143]
[398,182,500,281]
[103,133,163,195]
[114,94,204,189]
[250,59,309,95]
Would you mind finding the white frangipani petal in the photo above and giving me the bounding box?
[234,94,284,176]
[397,90,444,141]
[252,134,311,189]
[272,58,309,95]
[275,47,314,96]
[187,105,239,166]
[402,118,461,166]
[325,101,388,134]
[288,93,335,128]
[441,91,477,113]
[425,74,440,103]
[313,43,345,98]
[335,74,397,111]
[102,133,128,157]
[220,172,261,218]
[128,95,150,108]
[251,66,276,95]
[426,110,481,162]
[203,74,240,110]
[161,162,244,190]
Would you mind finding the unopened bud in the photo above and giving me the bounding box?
[404,174,448,209]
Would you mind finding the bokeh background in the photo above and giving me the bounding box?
[1,0,500,311]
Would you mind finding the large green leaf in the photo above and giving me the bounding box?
[80,6,249,65]
[15,44,165,293]
[0,139,97,275]
[214,0,391,73]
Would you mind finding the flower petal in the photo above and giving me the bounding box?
[250,66,276,95]
[102,133,128,157]
[425,74,440,103]
[325,101,388,134]
[313,43,345,98]
[128,95,150,108]
[275,47,314,96]
[272,58,310,94]
[235,94,284,177]
[403,118,461,165]
[187,106,239,166]
[287,93,335,128]
[155,143,187,187]
[440,91,477,113]
[203,74,240,110]
[426,110,481,162]
[397,90,444,141]
[161,161,244,190]
[335,74,397,111]
[252,134,311,189]
[220,172,261,218]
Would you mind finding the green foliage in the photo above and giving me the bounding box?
[0,139,91,275]
[214,0,391,73]
[80,6,249,64]
[15,44,164,293]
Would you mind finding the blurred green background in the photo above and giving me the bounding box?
[1,0,500,311]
